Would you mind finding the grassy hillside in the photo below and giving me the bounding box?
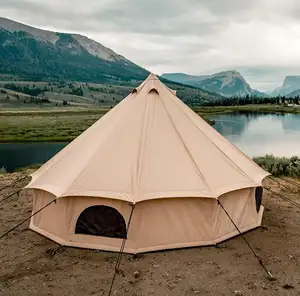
[0,79,222,109]
[0,29,148,83]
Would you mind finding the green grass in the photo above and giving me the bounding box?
[0,108,215,142]
[0,113,104,142]
[194,104,300,115]
[0,104,299,142]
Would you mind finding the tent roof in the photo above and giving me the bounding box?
[26,73,269,202]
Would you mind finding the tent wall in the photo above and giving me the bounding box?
[29,188,263,254]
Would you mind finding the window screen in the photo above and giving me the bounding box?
[75,205,127,239]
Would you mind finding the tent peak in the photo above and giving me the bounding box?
[146,73,159,81]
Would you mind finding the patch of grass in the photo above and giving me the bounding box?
[253,155,300,178]
[0,105,299,142]
[14,164,42,172]
[0,113,103,142]
[194,104,300,116]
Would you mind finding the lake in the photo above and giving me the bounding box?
[0,142,68,173]
[1,112,300,172]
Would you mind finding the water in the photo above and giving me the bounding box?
[207,112,300,157]
[0,142,67,173]
[1,112,300,172]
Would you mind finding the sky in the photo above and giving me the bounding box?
[1,0,300,91]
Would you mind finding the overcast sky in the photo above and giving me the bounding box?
[1,0,300,91]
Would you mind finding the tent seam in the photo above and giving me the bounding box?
[169,94,255,183]
[134,94,150,201]
[160,90,212,193]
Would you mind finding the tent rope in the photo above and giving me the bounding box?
[268,176,290,190]
[0,189,22,204]
[264,187,300,209]
[268,176,300,191]
[0,176,29,192]
[280,177,300,190]
[108,203,135,296]
[0,199,56,240]
[217,200,275,280]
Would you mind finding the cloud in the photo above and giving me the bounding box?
[1,0,300,91]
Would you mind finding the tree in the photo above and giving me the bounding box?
[63,100,68,106]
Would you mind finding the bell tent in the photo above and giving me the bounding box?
[25,74,269,254]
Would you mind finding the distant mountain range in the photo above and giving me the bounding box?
[0,17,149,83]
[271,76,300,97]
[0,17,224,105]
[162,71,266,97]
[2,17,300,102]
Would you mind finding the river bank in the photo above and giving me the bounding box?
[1,104,300,142]
[194,104,300,116]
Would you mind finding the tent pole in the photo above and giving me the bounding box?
[217,200,275,280]
[108,203,135,296]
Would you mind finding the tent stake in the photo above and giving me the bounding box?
[217,200,275,280]
[108,203,135,296]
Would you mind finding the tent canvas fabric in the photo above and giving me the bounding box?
[25,73,270,254]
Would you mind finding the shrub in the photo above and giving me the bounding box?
[253,155,300,177]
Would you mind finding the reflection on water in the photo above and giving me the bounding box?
[1,112,300,172]
[208,112,300,157]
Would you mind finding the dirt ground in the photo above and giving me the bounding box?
[0,171,299,296]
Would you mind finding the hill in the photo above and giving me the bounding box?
[162,71,266,97]
[0,17,148,83]
[0,18,223,106]
[160,73,209,85]
[0,79,223,109]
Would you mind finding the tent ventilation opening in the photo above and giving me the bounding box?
[148,88,159,94]
[75,205,127,239]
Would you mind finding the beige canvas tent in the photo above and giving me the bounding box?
[25,73,269,254]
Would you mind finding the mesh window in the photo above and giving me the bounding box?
[75,205,127,239]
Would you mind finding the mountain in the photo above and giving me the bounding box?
[162,71,266,97]
[161,73,209,85]
[285,89,300,98]
[0,17,148,83]
[271,76,300,96]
